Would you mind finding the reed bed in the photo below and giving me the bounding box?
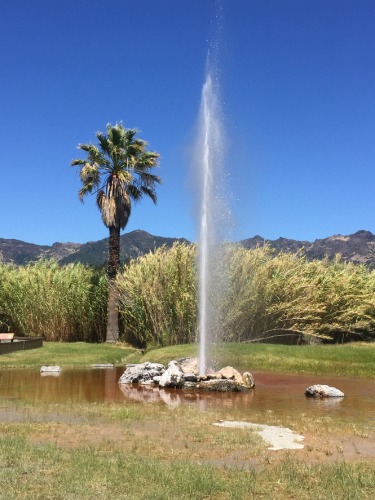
[1,244,375,346]
[117,243,197,347]
[117,243,375,347]
[221,247,375,343]
[0,260,107,341]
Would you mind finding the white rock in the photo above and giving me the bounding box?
[242,372,255,388]
[40,366,62,373]
[158,360,184,388]
[119,362,165,384]
[305,384,344,398]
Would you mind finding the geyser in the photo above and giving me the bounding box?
[195,71,226,376]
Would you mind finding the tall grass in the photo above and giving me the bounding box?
[221,247,375,343]
[117,244,375,347]
[1,244,375,346]
[117,243,197,347]
[0,260,107,341]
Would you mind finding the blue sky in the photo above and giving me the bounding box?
[1,0,375,245]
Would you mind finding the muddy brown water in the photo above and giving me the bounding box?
[0,368,374,422]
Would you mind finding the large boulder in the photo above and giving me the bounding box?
[118,362,165,385]
[211,366,244,384]
[305,384,344,398]
[158,360,185,388]
[242,372,255,389]
[178,357,199,375]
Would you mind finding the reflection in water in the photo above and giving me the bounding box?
[307,396,344,410]
[0,368,374,423]
[120,384,183,407]
[118,383,255,410]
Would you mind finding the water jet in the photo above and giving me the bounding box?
[195,70,226,376]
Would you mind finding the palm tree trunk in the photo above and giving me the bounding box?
[106,225,120,342]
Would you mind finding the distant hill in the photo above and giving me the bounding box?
[239,230,375,268]
[0,230,189,266]
[60,230,189,266]
[0,239,81,265]
[1,229,375,268]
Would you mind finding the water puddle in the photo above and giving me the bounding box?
[0,368,374,423]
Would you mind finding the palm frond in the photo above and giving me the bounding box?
[141,186,157,204]
[78,143,98,154]
[79,184,94,202]
[108,124,126,146]
[70,159,86,167]
[134,151,160,170]
[135,171,162,186]
[96,133,111,155]
[124,129,139,145]
[79,163,100,186]
[127,184,143,201]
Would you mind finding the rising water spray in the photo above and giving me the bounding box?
[195,68,227,376]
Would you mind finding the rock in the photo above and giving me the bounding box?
[118,362,165,385]
[178,357,199,375]
[198,379,247,392]
[40,365,62,373]
[242,372,255,388]
[305,384,344,398]
[213,366,244,384]
[91,364,114,369]
[183,373,199,382]
[158,360,185,388]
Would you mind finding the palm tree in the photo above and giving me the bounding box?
[71,123,161,342]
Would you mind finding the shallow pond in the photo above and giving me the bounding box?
[1,367,374,423]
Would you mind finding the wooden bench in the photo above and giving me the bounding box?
[0,333,15,342]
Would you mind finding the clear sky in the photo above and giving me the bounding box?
[1,0,375,245]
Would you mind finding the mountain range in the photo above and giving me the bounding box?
[1,229,375,268]
[0,231,188,266]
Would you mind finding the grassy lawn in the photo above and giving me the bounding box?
[143,342,375,379]
[0,341,141,368]
[1,341,375,378]
[1,341,375,498]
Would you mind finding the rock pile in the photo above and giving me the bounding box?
[118,358,255,392]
